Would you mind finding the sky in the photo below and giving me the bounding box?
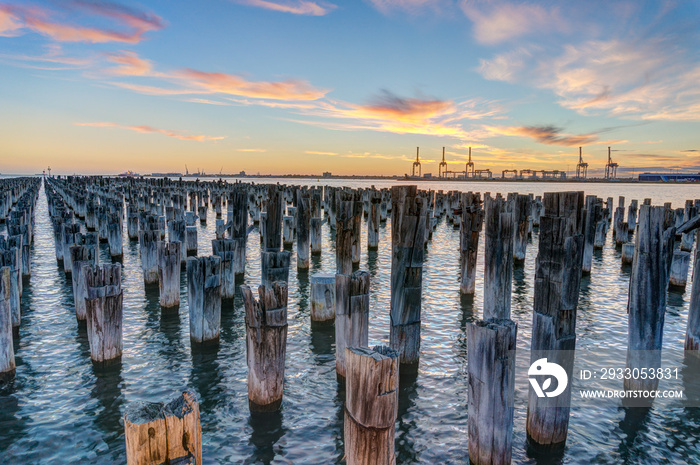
[1,0,699,176]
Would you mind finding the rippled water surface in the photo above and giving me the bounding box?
[2,177,700,464]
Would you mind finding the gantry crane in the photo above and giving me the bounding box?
[576,146,588,179]
[605,146,619,180]
[466,147,475,178]
[439,147,448,178]
[412,147,421,177]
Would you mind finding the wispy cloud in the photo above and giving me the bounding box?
[1,1,164,43]
[102,50,155,76]
[461,2,564,45]
[237,148,266,152]
[0,43,93,69]
[74,121,225,141]
[305,150,337,155]
[237,0,336,15]
[484,125,600,146]
[366,0,450,16]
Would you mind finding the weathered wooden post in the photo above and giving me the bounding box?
[139,230,160,285]
[460,193,484,295]
[230,188,248,277]
[62,222,81,274]
[389,186,426,366]
[627,199,638,233]
[0,249,20,334]
[512,193,530,262]
[168,219,187,265]
[211,239,236,300]
[187,256,222,344]
[85,263,123,364]
[368,193,381,250]
[527,191,584,449]
[296,190,311,269]
[124,389,202,465]
[241,282,288,411]
[625,205,675,395]
[484,194,514,320]
[70,244,96,322]
[127,208,139,241]
[467,319,517,465]
[351,196,362,266]
[336,194,355,275]
[621,243,635,264]
[310,217,322,254]
[336,270,370,378]
[310,273,335,323]
[686,226,700,352]
[282,215,294,247]
[262,186,291,287]
[0,266,15,382]
[614,197,628,245]
[107,214,123,259]
[344,346,398,465]
[669,250,690,289]
[158,241,181,309]
[185,225,198,256]
[582,195,603,273]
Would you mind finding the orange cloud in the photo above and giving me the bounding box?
[305,150,337,155]
[74,122,225,141]
[1,1,164,43]
[237,0,336,15]
[486,125,598,146]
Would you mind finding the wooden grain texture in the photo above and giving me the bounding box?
[186,256,222,344]
[140,230,161,284]
[0,266,15,381]
[669,250,690,289]
[483,194,514,320]
[527,191,584,448]
[368,193,381,250]
[336,271,370,377]
[460,193,484,295]
[242,282,288,411]
[296,190,311,269]
[158,241,181,308]
[336,194,355,275]
[85,264,123,364]
[389,186,427,366]
[467,319,517,465]
[211,239,236,299]
[344,346,398,465]
[310,273,335,322]
[625,205,675,393]
[512,193,531,262]
[686,229,700,352]
[70,244,95,321]
[124,389,201,465]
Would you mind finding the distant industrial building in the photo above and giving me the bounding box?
[639,173,700,182]
[323,171,332,178]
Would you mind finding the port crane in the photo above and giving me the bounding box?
[605,147,619,180]
[412,147,422,177]
[575,147,588,179]
[466,147,475,178]
[438,147,448,178]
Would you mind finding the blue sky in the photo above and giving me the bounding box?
[1,0,699,175]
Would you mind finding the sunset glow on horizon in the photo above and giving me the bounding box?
[1,0,699,176]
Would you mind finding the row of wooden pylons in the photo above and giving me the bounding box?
[3,175,700,464]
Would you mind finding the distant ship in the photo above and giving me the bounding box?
[117,170,139,177]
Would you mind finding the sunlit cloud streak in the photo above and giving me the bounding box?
[237,148,267,152]
[484,125,600,146]
[461,1,564,45]
[236,0,336,15]
[74,121,225,141]
[0,1,164,43]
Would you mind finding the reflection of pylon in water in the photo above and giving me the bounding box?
[466,147,475,178]
[412,147,421,177]
[439,147,447,178]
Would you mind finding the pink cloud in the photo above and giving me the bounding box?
[461,2,565,45]
[0,1,164,43]
[74,121,225,141]
[237,0,336,15]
